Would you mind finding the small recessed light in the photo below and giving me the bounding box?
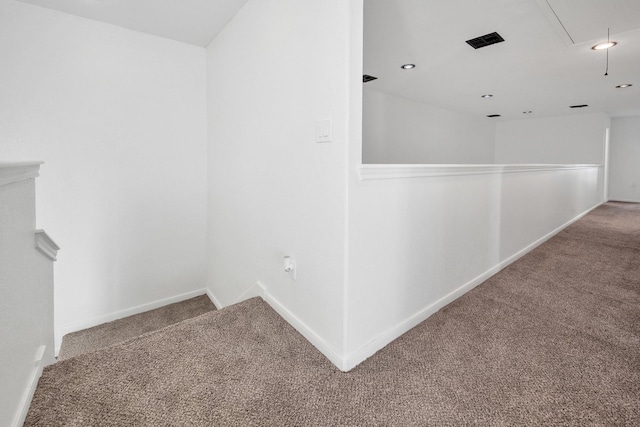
[481,94,493,98]
[523,111,533,114]
[616,84,633,88]
[401,64,416,70]
[591,41,617,50]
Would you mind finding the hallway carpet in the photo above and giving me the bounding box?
[26,203,640,426]
[58,295,215,360]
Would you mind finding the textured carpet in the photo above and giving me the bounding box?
[58,295,215,360]
[26,202,640,426]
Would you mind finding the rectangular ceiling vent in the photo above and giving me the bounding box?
[569,104,589,109]
[466,32,505,49]
[486,114,502,118]
[363,74,378,83]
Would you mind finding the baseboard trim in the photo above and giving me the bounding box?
[257,282,347,371]
[235,282,266,303]
[608,198,640,204]
[206,282,346,370]
[12,345,46,427]
[204,282,265,310]
[343,202,602,371]
[55,288,208,356]
[205,288,223,309]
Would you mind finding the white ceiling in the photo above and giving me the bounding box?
[17,0,249,47]
[364,0,640,119]
[14,0,640,119]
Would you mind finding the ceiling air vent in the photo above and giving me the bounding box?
[363,74,378,83]
[569,104,589,109]
[466,32,505,49]
[486,114,502,118]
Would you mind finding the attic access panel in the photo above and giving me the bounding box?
[466,32,505,49]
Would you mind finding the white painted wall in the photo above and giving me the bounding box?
[206,0,350,361]
[0,1,208,349]
[345,1,603,369]
[609,117,640,202]
[495,113,610,164]
[346,167,603,369]
[363,88,496,164]
[0,164,55,427]
[0,0,611,379]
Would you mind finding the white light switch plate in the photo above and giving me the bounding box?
[315,119,332,143]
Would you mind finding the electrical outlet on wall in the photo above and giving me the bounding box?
[283,256,296,280]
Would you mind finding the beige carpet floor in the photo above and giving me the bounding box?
[58,295,215,360]
[26,202,640,426]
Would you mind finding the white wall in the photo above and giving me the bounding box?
[0,0,611,379]
[363,89,496,164]
[495,113,610,164]
[0,165,55,427]
[206,0,351,361]
[609,117,640,202]
[346,166,602,369]
[0,1,208,349]
[346,0,603,368]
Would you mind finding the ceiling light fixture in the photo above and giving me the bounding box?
[401,64,416,70]
[616,84,633,88]
[481,94,493,98]
[523,111,533,114]
[591,41,617,50]
[592,28,617,76]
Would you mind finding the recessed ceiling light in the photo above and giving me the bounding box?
[481,94,493,98]
[400,64,416,70]
[523,111,533,114]
[591,41,617,50]
[616,84,633,88]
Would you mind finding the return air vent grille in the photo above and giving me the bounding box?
[569,104,589,109]
[466,32,505,49]
[363,74,378,83]
[486,114,502,118]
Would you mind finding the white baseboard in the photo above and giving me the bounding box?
[235,282,266,303]
[205,281,267,310]
[55,288,209,356]
[207,282,347,370]
[256,282,347,371]
[201,204,603,372]
[13,345,46,427]
[608,198,640,204]
[342,202,602,371]
[205,288,223,309]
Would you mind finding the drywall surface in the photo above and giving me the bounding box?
[609,117,640,202]
[363,89,496,164]
[495,113,610,164]
[346,165,602,367]
[348,7,603,367]
[0,171,54,427]
[0,1,208,348]
[206,0,350,357]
